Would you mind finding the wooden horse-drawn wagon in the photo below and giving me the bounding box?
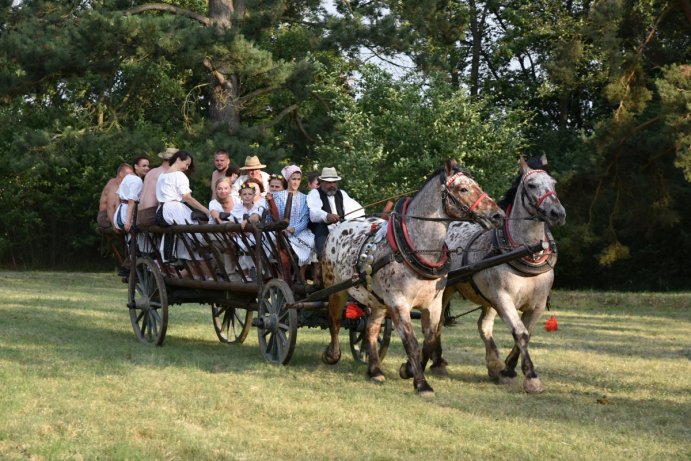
[98,194,393,364]
[99,188,546,368]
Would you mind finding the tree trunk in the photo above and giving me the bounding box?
[468,0,482,98]
[208,0,246,132]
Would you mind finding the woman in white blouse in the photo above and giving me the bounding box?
[156,151,211,277]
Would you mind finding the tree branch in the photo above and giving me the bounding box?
[614,4,673,120]
[256,104,298,130]
[238,86,283,105]
[125,3,211,26]
[295,112,317,142]
[202,57,233,92]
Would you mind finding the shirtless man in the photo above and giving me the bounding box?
[210,149,230,200]
[138,147,177,227]
[97,163,133,229]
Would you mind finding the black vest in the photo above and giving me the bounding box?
[317,189,345,217]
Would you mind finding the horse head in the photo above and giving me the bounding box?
[442,160,505,229]
[517,157,566,227]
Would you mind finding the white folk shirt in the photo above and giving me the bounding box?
[306,188,365,229]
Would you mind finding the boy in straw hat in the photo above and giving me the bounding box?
[137,147,177,228]
[231,155,270,199]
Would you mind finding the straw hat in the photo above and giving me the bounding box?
[239,155,267,170]
[319,167,341,182]
[158,147,179,160]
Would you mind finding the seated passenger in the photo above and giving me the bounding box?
[231,155,270,199]
[269,165,316,278]
[306,167,365,283]
[230,182,268,281]
[97,163,132,230]
[268,173,287,192]
[209,177,235,223]
[156,150,212,279]
[113,156,149,232]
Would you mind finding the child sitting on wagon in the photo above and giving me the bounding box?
[230,181,268,281]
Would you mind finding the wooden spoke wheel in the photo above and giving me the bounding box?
[349,317,392,364]
[128,257,168,346]
[211,303,253,344]
[257,279,298,364]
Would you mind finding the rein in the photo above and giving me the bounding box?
[342,188,419,219]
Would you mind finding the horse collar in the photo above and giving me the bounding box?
[387,197,450,279]
[496,204,558,276]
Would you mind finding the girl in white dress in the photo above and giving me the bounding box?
[230,182,268,280]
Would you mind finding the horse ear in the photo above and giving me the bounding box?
[539,154,548,167]
[444,159,457,176]
[519,156,530,172]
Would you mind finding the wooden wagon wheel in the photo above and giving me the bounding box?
[127,257,168,346]
[211,303,253,344]
[349,317,393,364]
[257,279,298,364]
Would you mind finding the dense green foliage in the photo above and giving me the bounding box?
[0,1,689,289]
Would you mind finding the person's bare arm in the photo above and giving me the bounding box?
[182,193,210,215]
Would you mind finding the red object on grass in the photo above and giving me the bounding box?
[544,315,559,332]
[345,303,366,319]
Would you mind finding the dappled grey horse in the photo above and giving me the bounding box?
[442,157,566,393]
[320,160,504,396]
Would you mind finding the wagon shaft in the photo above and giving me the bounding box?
[446,240,548,286]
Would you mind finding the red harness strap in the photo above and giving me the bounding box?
[387,198,449,272]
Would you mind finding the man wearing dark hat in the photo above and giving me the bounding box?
[306,167,364,260]
[137,147,177,227]
[231,155,270,199]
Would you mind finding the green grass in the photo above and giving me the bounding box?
[1,271,689,460]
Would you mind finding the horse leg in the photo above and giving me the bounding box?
[390,306,434,396]
[421,297,448,376]
[429,287,457,373]
[321,291,348,365]
[478,307,511,383]
[504,306,546,393]
[365,308,387,383]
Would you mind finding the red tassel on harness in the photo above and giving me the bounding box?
[544,315,558,332]
[345,303,366,320]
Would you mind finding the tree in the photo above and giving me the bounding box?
[315,66,531,206]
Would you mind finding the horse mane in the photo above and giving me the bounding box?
[417,164,473,194]
[498,156,550,210]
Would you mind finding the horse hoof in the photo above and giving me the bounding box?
[496,375,516,385]
[369,373,386,384]
[415,381,435,397]
[430,364,449,376]
[487,360,504,380]
[524,377,545,394]
[321,348,340,365]
[399,362,413,380]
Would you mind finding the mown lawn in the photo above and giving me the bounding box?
[0,271,689,460]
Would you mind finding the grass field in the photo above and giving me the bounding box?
[0,271,689,460]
